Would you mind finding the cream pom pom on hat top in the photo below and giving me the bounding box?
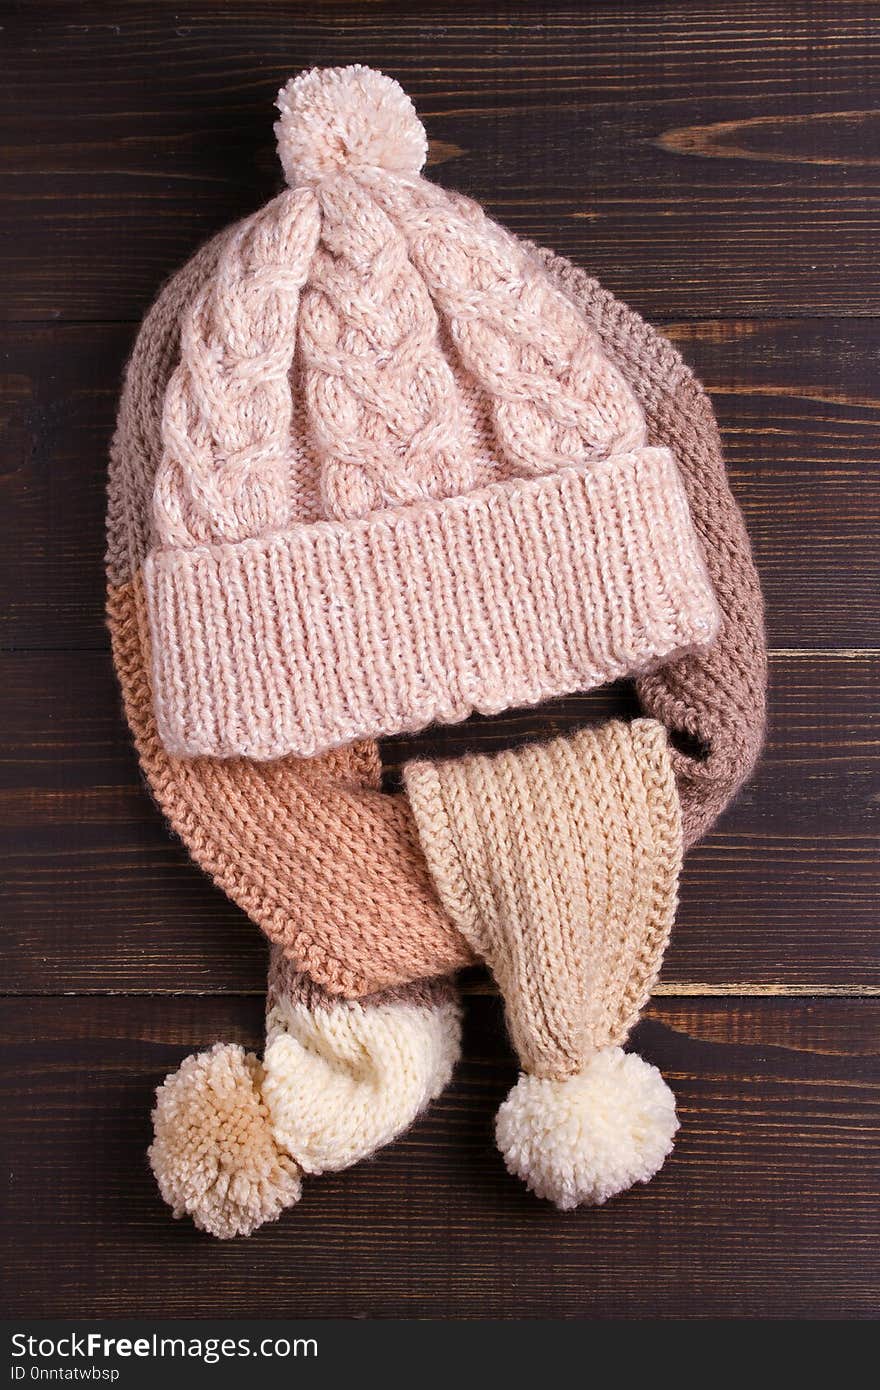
[107,66,766,1235]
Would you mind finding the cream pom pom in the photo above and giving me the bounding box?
[495,1048,679,1210]
[149,1043,302,1239]
[275,65,428,186]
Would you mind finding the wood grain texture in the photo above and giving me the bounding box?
[2,651,877,993]
[3,1,879,321]
[2,994,877,1319]
[2,0,878,1322]
[2,317,878,650]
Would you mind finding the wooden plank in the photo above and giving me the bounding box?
[3,2,879,320]
[2,994,877,1318]
[2,651,877,993]
[0,323,132,650]
[2,318,877,650]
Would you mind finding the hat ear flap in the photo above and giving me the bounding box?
[404,718,682,1209]
[370,177,647,477]
[152,186,321,549]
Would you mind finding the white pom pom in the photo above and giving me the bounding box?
[149,1044,302,1238]
[495,1048,678,1210]
[275,65,427,186]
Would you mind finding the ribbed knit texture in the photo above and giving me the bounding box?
[405,720,681,1080]
[146,446,718,760]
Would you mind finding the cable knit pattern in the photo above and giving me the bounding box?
[153,188,321,548]
[300,173,480,519]
[368,172,646,473]
[405,720,681,1080]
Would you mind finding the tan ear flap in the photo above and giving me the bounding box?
[404,718,681,1209]
[369,175,647,477]
[152,186,321,549]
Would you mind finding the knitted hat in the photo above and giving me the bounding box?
[143,65,720,762]
[107,68,766,1234]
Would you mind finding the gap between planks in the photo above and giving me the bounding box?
[771,648,880,658]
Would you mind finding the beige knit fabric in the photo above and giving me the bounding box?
[405,719,681,1080]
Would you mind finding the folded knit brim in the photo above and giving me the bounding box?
[146,445,720,761]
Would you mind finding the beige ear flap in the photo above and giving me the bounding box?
[405,719,681,1210]
[367,174,647,476]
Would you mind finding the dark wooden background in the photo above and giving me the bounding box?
[2,1,878,1320]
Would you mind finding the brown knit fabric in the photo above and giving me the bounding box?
[108,573,473,996]
[107,238,765,994]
